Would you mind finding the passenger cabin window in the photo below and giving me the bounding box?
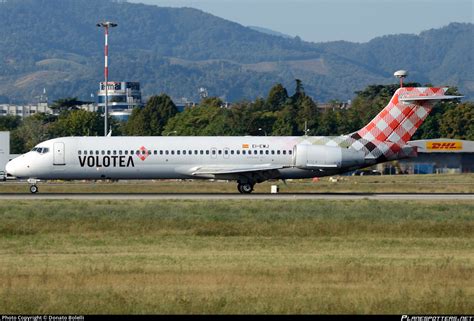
[107,151,111,155]
[78,150,82,155]
[283,150,286,155]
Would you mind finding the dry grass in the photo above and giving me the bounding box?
[0,200,473,314]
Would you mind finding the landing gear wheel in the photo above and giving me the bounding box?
[29,185,38,194]
[238,183,254,194]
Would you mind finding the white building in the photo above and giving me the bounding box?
[0,103,52,118]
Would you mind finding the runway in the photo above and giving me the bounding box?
[0,193,473,200]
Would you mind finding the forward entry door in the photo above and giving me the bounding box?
[53,142,65,165]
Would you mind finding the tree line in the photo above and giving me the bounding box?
[1,81,472,154]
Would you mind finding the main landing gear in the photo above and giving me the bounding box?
[237,182,254,194]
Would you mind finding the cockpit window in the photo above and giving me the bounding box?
[32,147,49,154]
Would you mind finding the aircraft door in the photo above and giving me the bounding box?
[223,147,230,159]
[53,142,66,165]
[293,145,298,166]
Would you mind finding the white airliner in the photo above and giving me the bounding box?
[5,86,462,193]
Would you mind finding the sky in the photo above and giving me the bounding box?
[129,0,473,43]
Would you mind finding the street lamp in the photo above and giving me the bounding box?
[97,21,118,136]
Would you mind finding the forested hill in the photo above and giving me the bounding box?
[0,0,472,103]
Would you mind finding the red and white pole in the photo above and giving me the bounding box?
[104,25,109,136]
[97,21,117,136]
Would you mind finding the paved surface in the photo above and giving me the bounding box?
[0,193,473,200]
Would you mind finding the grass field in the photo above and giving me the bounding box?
[0,199,473,314]
[1,173,474,194]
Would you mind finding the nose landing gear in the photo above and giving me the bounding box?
[29,185,38,194]
[27,178,39,194]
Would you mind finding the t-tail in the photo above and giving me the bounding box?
[348,87,462,162]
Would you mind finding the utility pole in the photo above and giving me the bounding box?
[97,21,118,136]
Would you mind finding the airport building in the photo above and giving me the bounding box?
[0,103,52,118]
[98,81,142,121]
[0,131,20,176]
[378,138,474,174]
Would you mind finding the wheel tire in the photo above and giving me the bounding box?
[30,185,38,194]
[240,183,254,194]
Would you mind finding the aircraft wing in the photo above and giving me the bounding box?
[191,164,285,176]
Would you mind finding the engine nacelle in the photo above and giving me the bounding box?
[294,144,365,169]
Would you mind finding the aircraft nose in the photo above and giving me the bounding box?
[5,159,15,177]
[5,157,29,178]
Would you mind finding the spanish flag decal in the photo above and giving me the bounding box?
[242,144,249,149]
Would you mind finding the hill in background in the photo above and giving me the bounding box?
[0,0,472,103]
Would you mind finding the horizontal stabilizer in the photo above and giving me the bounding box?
[399,95,463,102]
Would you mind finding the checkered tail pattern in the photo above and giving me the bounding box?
[347,87,448,161]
